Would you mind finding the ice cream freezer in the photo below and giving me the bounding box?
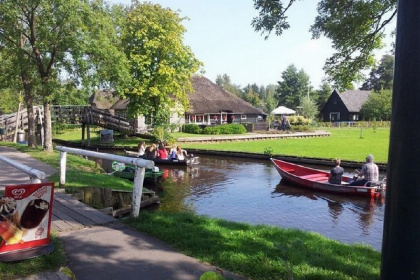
[0,182,54,262]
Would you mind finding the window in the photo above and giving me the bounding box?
[241,115,247,120]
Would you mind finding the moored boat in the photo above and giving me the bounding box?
[271,158,386,198]
[125,150,200,166]
[112,163,164,180]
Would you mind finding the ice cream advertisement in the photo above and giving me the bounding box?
[0,182,54,254]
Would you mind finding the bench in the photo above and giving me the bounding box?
[301,173,328,179]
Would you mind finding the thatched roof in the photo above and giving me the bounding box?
[337,90,371,112]
[89,90,120,110]
[110,98,130,110]
[187,76,266,115]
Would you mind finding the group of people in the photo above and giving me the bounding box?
[328,154,379,186]
[273,115,291,131]
[137,141,188,161]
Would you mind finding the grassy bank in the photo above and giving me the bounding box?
[126,211,381,280]
[53,127,390,163]
[181,127,389,163]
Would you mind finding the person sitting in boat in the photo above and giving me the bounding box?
[157,143,169,160]
[328,158,344,185]
[176,146,188,161]
[169,144,177,160]
[145,144,157,160]
[138,141,146,158]
[350,154,379,186]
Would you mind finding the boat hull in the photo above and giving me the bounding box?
[271,158,385,198]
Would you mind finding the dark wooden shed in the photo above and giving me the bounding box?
[321,89,371,122]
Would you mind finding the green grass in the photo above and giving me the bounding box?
[181,127,390,163]
[125,211,381,280]
[1,142,136,191]
[0,235,66,280]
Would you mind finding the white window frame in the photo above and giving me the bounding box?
[241,115,247,120]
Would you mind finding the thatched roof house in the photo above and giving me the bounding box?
[89,90,120,111]
[186,76,266,125]
[321,89,371,122]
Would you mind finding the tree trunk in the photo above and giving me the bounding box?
[43,102,53,152]
[22,78,36,148]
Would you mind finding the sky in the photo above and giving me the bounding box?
[108,0,396,90]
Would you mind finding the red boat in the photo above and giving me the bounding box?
[271,158,386,198]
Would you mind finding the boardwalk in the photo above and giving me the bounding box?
[52,191,115,233]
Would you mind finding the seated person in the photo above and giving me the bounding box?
[157,143,169,160]
[329,158,344,185]
[176,146,188,160]
[144,144,157,160]
[350,154,379,186]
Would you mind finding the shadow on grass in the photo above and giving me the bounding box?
[125,211,381,280]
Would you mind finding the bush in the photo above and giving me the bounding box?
[183,124,202,134]
[202,126,220,135]
[290,125,312,132]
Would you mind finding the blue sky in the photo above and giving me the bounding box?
[109,0,395,89]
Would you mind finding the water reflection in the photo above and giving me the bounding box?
[104,154,385,251]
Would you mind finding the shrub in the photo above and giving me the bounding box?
[183,124,202,134]
[202,126,220,135]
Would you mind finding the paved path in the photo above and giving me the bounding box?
[0,146,248,280]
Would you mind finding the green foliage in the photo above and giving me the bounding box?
[252,0,397,89]
[287,115,311,126]
[122,2,202,125]
[276,64,310,108]
[202,124,247,135]
[183,124,203,134]
[263,146,273,156]
[215,74,243,97]
[360,90,392,120]
[361,54,394,92]
[299,97,318,121]
[152,126,176,145]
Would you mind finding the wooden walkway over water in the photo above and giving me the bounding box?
[52,191,116,233]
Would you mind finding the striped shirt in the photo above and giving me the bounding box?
[361,162,379,182]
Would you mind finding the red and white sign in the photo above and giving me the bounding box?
[0,182,54,254]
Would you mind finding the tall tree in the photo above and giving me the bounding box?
[122,2,202,126]
[276,64,310,109]
[252,0,397,88]
[0,0,130,151]
[360,54,394,92]
[215,74,243,97]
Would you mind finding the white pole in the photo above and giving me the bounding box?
[59,151,67,187]
[132,165,146,217]
[0,155,46,182]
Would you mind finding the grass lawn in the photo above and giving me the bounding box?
[125,211,381,280]
[181,127,390,163]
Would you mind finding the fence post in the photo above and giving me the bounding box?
[132,166,146,218]
[59,151,67,187]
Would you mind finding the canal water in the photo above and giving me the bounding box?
[138,155,385,251]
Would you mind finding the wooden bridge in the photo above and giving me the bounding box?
[0,105,137,143]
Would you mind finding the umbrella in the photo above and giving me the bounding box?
[271,106,296,115]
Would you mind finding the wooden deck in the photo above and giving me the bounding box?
[51,191,116,233]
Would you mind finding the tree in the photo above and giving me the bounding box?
[299,97,318,121]
[276,64,310,109]
[360,89,392,120]
[122,2,202,126]
[315,81,332,114]
[0,0,130,151]
[252,0,397,88]
[360,54,394,92]
[215,74,243,97]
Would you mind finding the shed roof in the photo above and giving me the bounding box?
[338,90,372,112]
[187,76,266,115]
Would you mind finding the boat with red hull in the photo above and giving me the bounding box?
[271,158,386,198]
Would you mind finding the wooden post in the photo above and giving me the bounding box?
[59,151,67,187]
[87,124,91,147]
[81,123,85,146]
[131,166,146,218]
[13,103,21,143]
[380,1,420,279]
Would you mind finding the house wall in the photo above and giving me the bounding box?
[322,91,350,122]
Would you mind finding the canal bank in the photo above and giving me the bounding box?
[52,138,388,171]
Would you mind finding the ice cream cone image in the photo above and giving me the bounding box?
[0,220,24,245]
